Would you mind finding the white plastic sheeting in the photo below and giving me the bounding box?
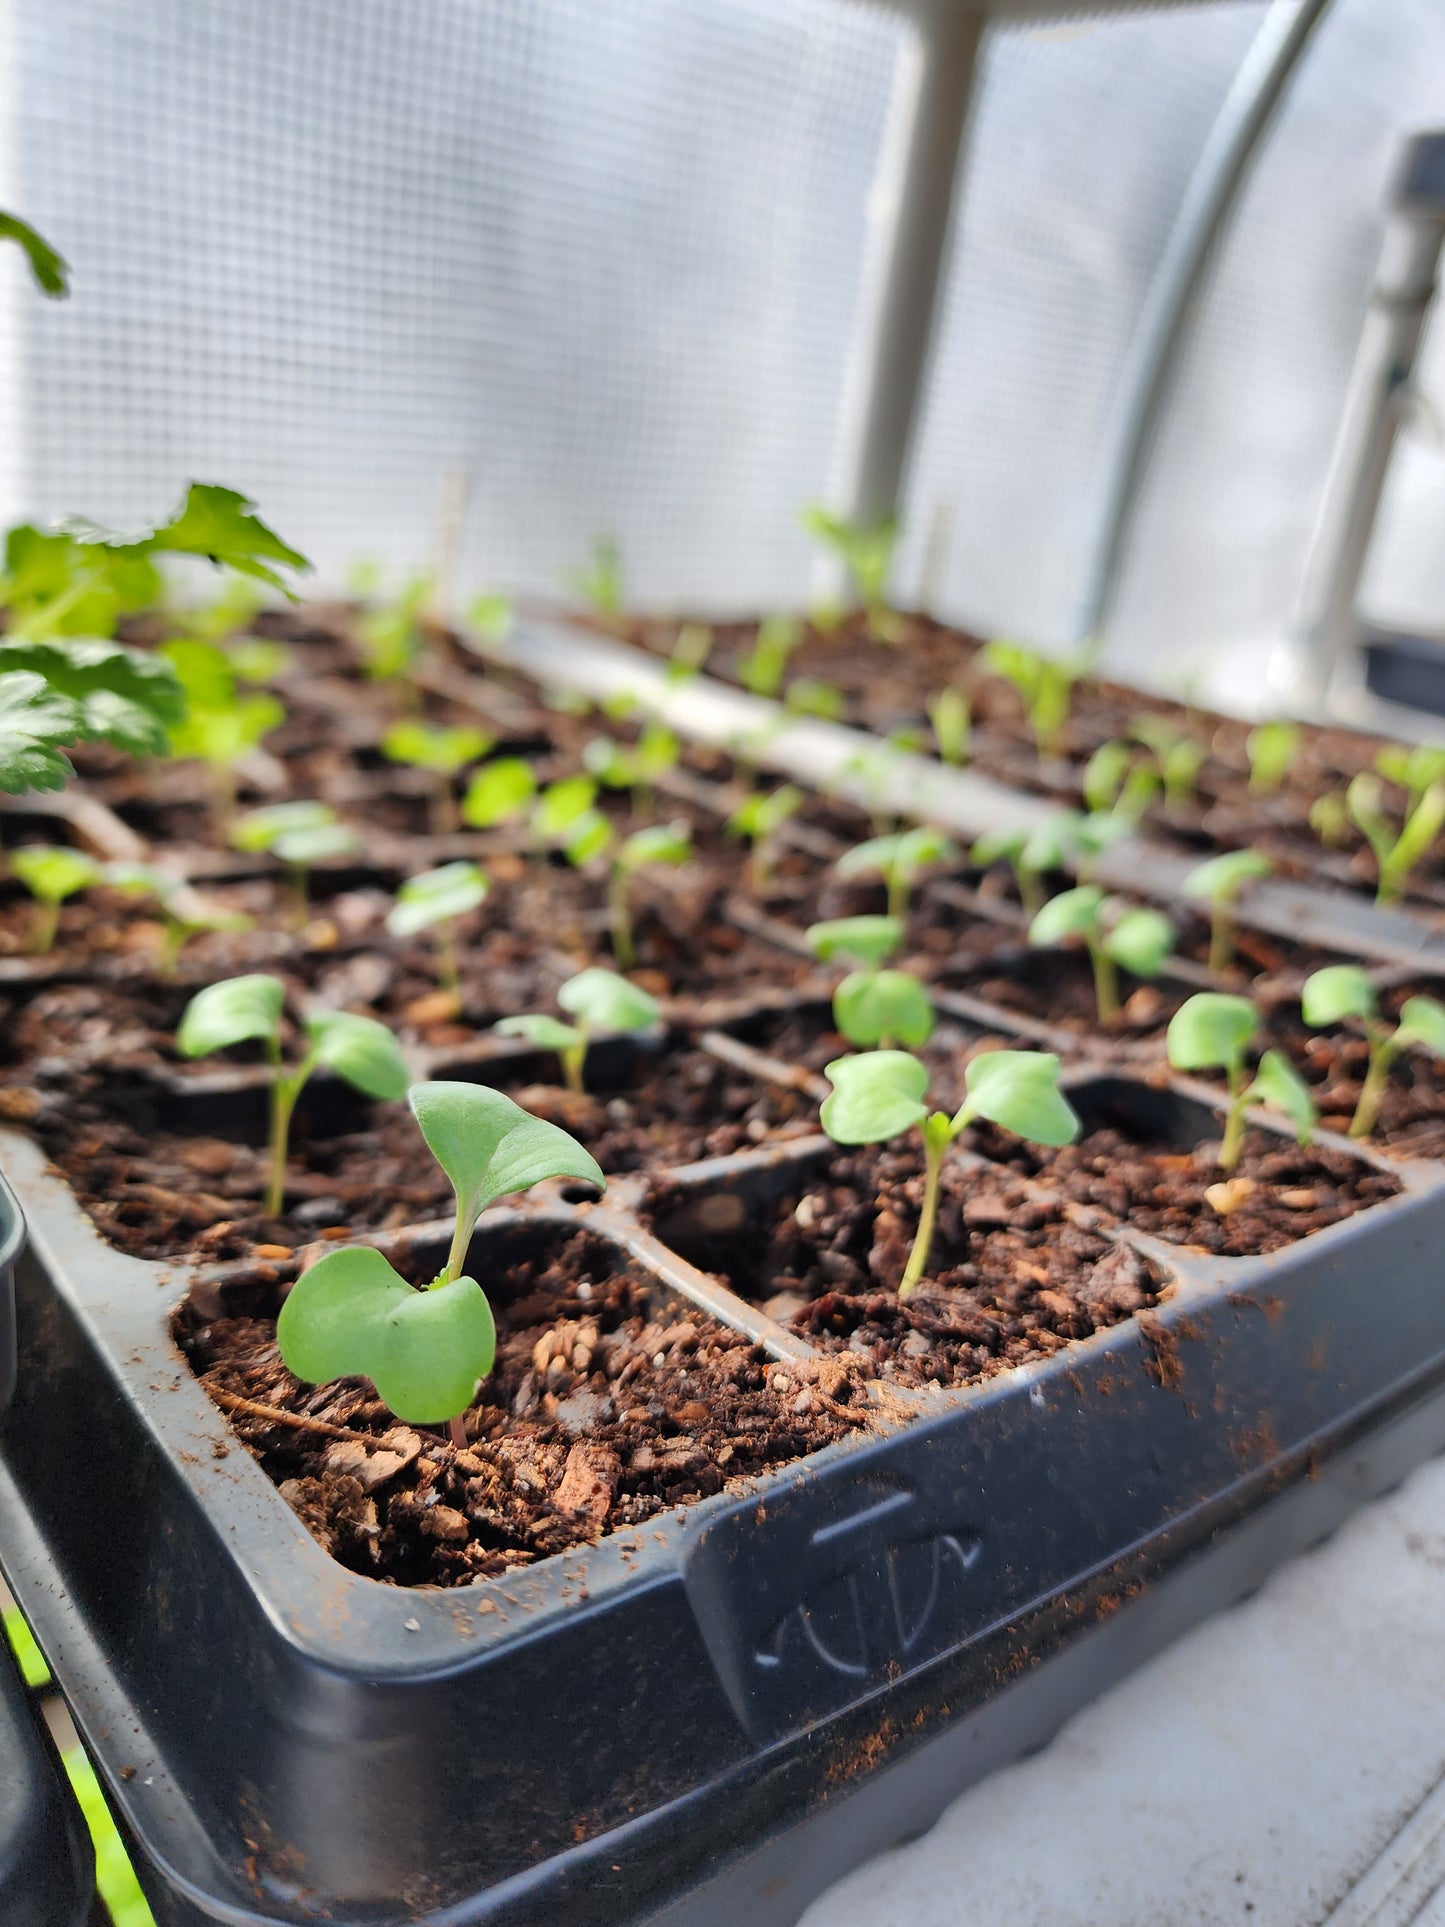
[3,0,1445,683]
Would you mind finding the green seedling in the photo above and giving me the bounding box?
[386,861,489,996]
[355,572,431,688]
[1183,849,1272,974]
[836,826,958,923]
[1131,714,1208,812]
[530,774,612,866]
[582,720,680,813]
[665,622,713,685]
[161,638,286,828]
[177,573,268,646]
[784,675,845,722]
[228,636,292,685]
[1301,965,1445,1139]
[608,821,691,969]
[972,810,1128,916]
[106,862,250,975]
[1346,771,1445,904]
[380,720,492,833]
[738,616,802,699]
[230,801,360,919]
[1374,742,1445,817]
[468,592,513,644]
[1166,992,1315,1171]
[981,639,1085,758]
[565,536,625,622]
[497,967,660,1096]
[806,915,933,1050]
[1245,721,1300,797]
[461,755,537,830]
[177,975,409,1218]
[799,507,901,641]
[821,1049,1079,1293]
[1082,739,1159,824]
[1310,788,1350,851]
[9,845,100,953]
[1029,885,1174,1027]
[1,208,68,295]
[277,1081,604,1443]
[927,687,971,766]
[727,784,803,887]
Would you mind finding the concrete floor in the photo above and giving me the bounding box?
[801,1454,1445,1927]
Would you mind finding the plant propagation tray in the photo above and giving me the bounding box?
[1,605,1445,1925]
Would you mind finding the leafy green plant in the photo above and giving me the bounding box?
[800,507,901,641]
[1183,849,1272,974]
[806,915,933,1050]
[9,845,99,952]
[820,1049,1079,1293]
[497,967,660,1095]
[836,825,958,923]
[981,639,1086,758]
[608,821,691,968]
[230,800,359,918]
[927,687,971,766]
[106,862,250,974]
[386,860,489,995]
[727,783,803,886]
[1346,771,1445,904]
[1374,742,1445,817]
[1300,965,1445,1139]
[160,638,285,828]
[381,720,492,833]
[738,616,802,699]
[1245,720,1300,798]
[277,1081,604,1443]
[1,208,68,295]
[1165,992,1315,1171]
[461,755,537,830]
[177,975,409,1217]
[1028,885,1174,1027]
[1131,714,1207,812]
[565,536,624,622]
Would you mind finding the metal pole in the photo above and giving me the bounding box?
[1069,0,1333,648]
[816,5,985,601]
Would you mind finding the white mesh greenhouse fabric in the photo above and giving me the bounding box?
[2,0,1445,684]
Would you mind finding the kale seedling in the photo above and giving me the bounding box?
[9,845,99,953]
[386,861,489,996]
[836,826,958,924]
[727,784,803,887]
[608,821,691,969]
[230,801,360,920]
[106,862,250,975]
[1183,849,1272,974]
[738,616,802,699]
[177,975,409,1218]
[1346,771,1445,904]
[800,507,902,642]
[1165,992,1315,1171]
[1082,739,1159,824]
[1245,721,1300,797]
[161,639,286,829]
[277,1081,604,1444]
[381,720,492,834]
[497,967,660,1095]
[355,572,432,690]
[820,1049,1079,1293]
[1301,965,1445,1139]
[981,640,1085,759]
[1131,714,1207,812]
[461,755,537,830]
[972,809,1130,917]
[1028,885,1174,1027]
[1374,741,1445,817]
[582,721,680,815]
[806,915,933,1049]
[530,775,613,867]
[927,687,971,766]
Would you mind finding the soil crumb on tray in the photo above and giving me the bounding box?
[645,1146,1165,1389]
[179,1230,873,1586]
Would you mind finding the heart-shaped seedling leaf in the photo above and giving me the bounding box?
[1301,964,1376,1029]
[806,915,904,969]
[562,808,614,866]
[410,1081,605,1234]
[229,799,336,855]
[834,969,934,1049]
[462,755,537,829]
[618,822,691,871]
[954,1050,1080,1146]
[277,1245,496,1424]
[305,1011,409,1101]
[557,967,660,1035]
[177,973,285,1057]
[1028,883,1104,948]
[970,825,1026,868]
[1101,905,1174,978]
[496,1013,584,1054]
[1248,1048,1316,1145]
[1166,992,1257,1074]
[836,825,957,883]
[820,1051,930,1145]
[1396,995,1445,1057]
[8,845,101,905]
[387,861,489,939]
[1183,849,1272,903]
[533,774,598,838]
[381,720,492,775]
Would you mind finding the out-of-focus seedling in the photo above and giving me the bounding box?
[355,573,432,689]
[1374,742,1445,817]
[497,967,661,1095]
[1131,714,1207,812]
[665,621,714,685]
[582,721,680,814]
[927,686,971,767]
[106,861,250,974]
[820,1049,1079,1293]
[1082,739,1159,824]
[1028,885,1174,1027]
[380,720,492,833]
[836,825,958,924]
[9,845,99,953]
[784,676,845,722]
[1183,849,1272,974]
[277,1081,604,1443]
[981,639,1085,759]
[972,809,1129,917]
[230,800,360,920]
[608,821,691,969]
[161,639,286,829]
[468,593,513,645]
[531,774,613,867]
[461,755,537,831]
[177,974,409,1217]
[1310,788,1350,851]
[1346,771,1445,904]
[807,915,933,1050]
[1166,992,1315,1172]
[565,536,625,623]
[1245,721,1300,798]
[799,507,901,641]
[387,860,489,996]
[738,616,802,699]
[1301,964,1445,1140]
[727,783,803,887]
